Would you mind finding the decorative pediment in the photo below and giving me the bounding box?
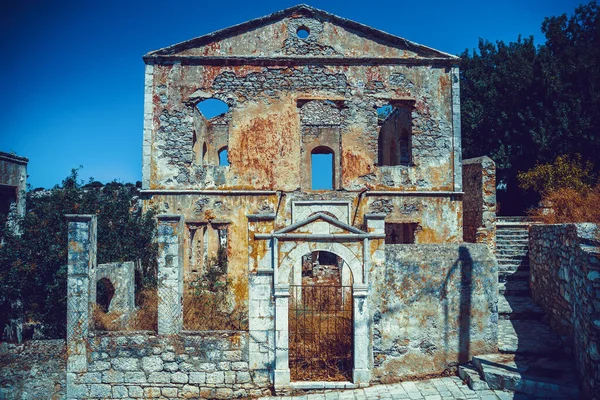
[144,5,457,62]
[275,212,367,236]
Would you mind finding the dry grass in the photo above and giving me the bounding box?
[528,185,600,224]
[289,286,353,381]
[183,287,246,331]
[92,288,157,332]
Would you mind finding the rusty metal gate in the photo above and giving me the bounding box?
[289,284,353,381]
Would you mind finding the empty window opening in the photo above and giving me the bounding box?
[0,186,17,215]
[196,98,229,119]
[202,142,207,164]
[96,278,115,313]
[218,147,229,166]
[311,147,334,190]
[385,223,417,244]
[297,27,310,39]
[377,103,412,166]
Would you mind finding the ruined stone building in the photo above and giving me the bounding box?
[0,152,28,224]
[62,6,497,398]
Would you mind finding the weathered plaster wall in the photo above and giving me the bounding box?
[145,63,456,192]
[96,261,135,314]
[370,244,498,383]
[0,340,66,400]
[529,223,600,397]
[462,157,496,251]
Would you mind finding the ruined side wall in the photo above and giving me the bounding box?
[145,62,456,192]
[370,244,497,383]
[462,157,496,251]
[0,340,66,400]
[529,223,600,397]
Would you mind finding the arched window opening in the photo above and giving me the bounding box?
[96,278,115,313]
[311,146,334,190]
[218,147,229,166]
[377,102,412,166]
[193,98,230,166]
[196,98,229,120]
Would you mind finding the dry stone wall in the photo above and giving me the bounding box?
[529,223,600,398]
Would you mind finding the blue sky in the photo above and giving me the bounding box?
[0,0,582,189]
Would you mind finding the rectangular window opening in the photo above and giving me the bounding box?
[385,223,417,244]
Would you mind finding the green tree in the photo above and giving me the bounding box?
[0,169,157,339]
[460,1,600,213]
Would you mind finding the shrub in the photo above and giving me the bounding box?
[528,185,600,224]
[518,154,596,195]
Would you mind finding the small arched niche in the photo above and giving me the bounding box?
[96,278,115,313]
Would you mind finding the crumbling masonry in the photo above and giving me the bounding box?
[64,5,498,398]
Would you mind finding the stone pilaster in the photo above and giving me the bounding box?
[157,214,184,335]
[66,214,97,375]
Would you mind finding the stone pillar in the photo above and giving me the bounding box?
[66,214,97,374]
[273,284,290,392]
[353,284,370,385]
[247,214,276,383]
[157,214,184,335]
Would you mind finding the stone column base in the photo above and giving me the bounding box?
[353,368,370,386]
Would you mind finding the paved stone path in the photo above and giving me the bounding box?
[259,376,535,400]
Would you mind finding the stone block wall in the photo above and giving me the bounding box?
[370,244,498,383]
[68,332,269,399]
[529,223,600,398]
[462,157,496,251]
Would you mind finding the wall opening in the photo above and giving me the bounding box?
[218,147,229,166]
[377,102,413,166]
[184,223,243,330]
[296,27,310,39]
[193,98,230,166]
[290,251,353,381]
[96,278,115,313]
[311,147,333,190]
[0,186,17,215]
[196,98,229,119]
[385,223,418,244]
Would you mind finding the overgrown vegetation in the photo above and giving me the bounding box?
[461,1,600,214]
[518,155,600,223]
[0,169,157,339]
[183,249,246,331]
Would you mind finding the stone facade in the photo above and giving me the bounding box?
[371,244,498,383]
[55,6,502,399]
[462,157,496,251]
[529,223,600,398]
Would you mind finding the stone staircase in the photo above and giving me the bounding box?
[459,218,581,398]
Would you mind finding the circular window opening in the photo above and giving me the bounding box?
[296,27,310,39]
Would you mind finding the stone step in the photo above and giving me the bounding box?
[496,229,529,234]
[497,258,529,266]
[496,242,529,248]
[498,319,562,355]
[499,280,530,295]
[498,295,544,320]
[458,364,489,391]
[471,353,580,398]
[496,249,529,257]
[498,266,530,274]
[496,254,529,261]
[498,270,530,282]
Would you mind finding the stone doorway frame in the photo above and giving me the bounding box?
[254,212,384,392]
